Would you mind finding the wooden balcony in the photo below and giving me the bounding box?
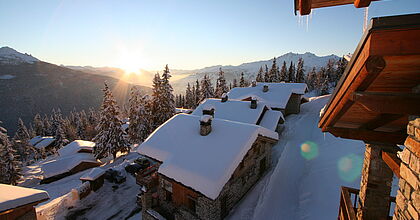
[338,186,396,220]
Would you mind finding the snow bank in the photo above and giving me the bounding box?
[227,83,308,109]
[42,153,100,179]
[138,114,278,200]
[58,140,95,157]
[231,95,366,220]
[0,184,49,212]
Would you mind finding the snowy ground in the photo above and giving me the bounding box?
[228,95,367,220]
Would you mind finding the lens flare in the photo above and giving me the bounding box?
[337,154,363,182]
[300,141,319,160]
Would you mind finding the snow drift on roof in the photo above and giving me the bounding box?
[0,184,49,212]
[28,136,44,146]
[259,110,284,131]
[42,153,100,179]
[227,83,307,109]
[34,137,55,150]
[58,140,95,157]
[80,167,105,181]
[138,114,278,200]
[192,99,267,125]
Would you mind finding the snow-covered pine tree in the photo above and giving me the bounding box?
[93,83,128,159]
[280,61,287,82]
[128,86,142,144]
[185,83,194,109]
[151,72,163,129]
[306,67,317,91]
[195,80,201,107]
[158,65,176,123]
[200,74,214,102]
[320,75,330,95]
[43,115,52,136]
[269,58,279,82]
[33,114,44,136]
[315,67,327,95]
[13,118,30,162]
[288,61,296,83]
[52,109,67,151]
[137,95,153,142]
[239,72,247,87]
[191,84,197,109]
[0,122,22,185]
[256,66,264,82]
[325,59,336,85]
[264,64,270,82]
[335,57,347,85]
[232,78,238,88]
[296,58,305,83]
[215,67,228,98]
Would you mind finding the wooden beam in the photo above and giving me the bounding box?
[351,92,420,115]
[299,0,312,15]
[381,151,401,178]
[359,114,404,130]
[325,127,407,144]
[354,0,372,8]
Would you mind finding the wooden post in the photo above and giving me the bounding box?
[357,143,395,220]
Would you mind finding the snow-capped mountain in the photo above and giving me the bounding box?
[0,46,39,64]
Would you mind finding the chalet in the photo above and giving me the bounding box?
[318,14,420,220]
[29,136,56,153]
[58,140,95,157]
[192,97,284,132]
[80,168,106,191]
[136,114,278,220]
[0,184,49,220]
[41,153,101,184]
[227,82,308,116]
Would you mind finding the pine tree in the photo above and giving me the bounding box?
[280,61,287,82]
[264,64,270,82]
[215,68,228,98]
[316,67,327,95]
[325,59,336,85]
[0,122,22,185]
[320,75,330,95]
[269,57,280,82]
[33,114,44,136]
[256,66,264,82]
[191,84,197,108]
[128,86,141,144]
[93,83,128,159]
[194,80,201,107]
[13,118,30,162]
[288,61,296,83]
[232,78,238,88]
[52,109,67,151]
[200,74,214,102]
[239,72,247,87]
[334,57,347,86]
[306,67,317,91]
[158,65,176,124]
[43,115,52,136]
[296,58,305,83]
[185,83,194,109]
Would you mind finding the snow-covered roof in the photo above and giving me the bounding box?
[192,99,267,125]
[259,110,284,131]
[121,122,129,131]
[34,137,55,150]
[227,83,308,109]
[176,108,193,114]
[80,168,105,181]
[0,184,49,212]
[28,136,44,146]
[58,140,95,157]
[42,153,100,179]
[137,114,278,200]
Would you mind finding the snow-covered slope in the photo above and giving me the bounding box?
[228,95,366,220]
[0,46,39,64]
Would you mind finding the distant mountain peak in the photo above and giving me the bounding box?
[0,46,39,64]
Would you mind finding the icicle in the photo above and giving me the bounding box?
[363,7,369,33]
[306,15,309,31]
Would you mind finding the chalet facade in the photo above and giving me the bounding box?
[318,13,420,220]
[0,184,49,220]
[137,114,278,220]
[227,82,308,116]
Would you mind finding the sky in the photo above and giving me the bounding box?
[1,0,419,71]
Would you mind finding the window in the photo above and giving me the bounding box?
[187,195,197,213]
[165,189,172,202]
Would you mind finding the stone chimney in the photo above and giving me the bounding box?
[250,96,257,109]
[263,85,269,92]
[251,80,257,87]
[202,105,215,117]
[200,115,212,136]
[221,93,228,102]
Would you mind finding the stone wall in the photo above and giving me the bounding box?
[394,116,420,220]
[284,93,302,115]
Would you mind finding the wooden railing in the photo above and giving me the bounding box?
[338,186,396,220]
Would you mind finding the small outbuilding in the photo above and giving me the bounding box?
[80,168,106,191]
[0,184,49,220]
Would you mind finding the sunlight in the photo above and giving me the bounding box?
[114,43,149,75]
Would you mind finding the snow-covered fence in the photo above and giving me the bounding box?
[36,182,92,220]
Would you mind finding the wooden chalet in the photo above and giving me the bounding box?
[295,0,382,15]
[318,13,420,220]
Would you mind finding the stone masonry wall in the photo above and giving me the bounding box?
[393,116,420,220]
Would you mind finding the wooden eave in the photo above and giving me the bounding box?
[294,0,380,15]
[318,13,420,145]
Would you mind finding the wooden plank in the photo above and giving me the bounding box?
[381,151,401,178]
[351,92,420,115]
[359,114,404,130]
[299,0,312,15]
[354,0,371,8]
[325,127,407,144]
